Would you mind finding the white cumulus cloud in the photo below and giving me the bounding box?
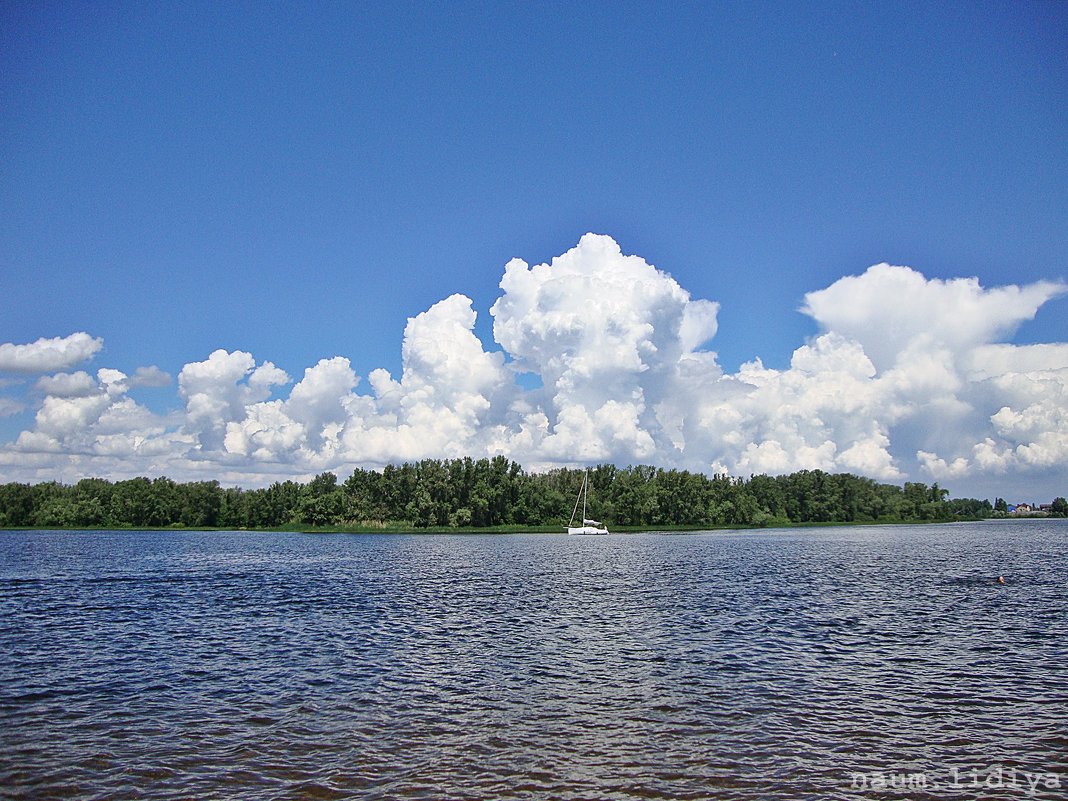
[802,265,1066,371]
[129,365,172,388]
[344,294,513,464]
[490,233,719,464]
[33,371,98,398]
[179,350,290,452]
[0,333,104,374]
[11,363,179,471]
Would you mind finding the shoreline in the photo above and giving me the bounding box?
[0,516,1013,535]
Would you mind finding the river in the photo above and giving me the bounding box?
[1,521,1066,799]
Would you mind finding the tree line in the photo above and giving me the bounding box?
[0,457,1005,530]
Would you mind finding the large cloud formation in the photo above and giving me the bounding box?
[1,234,1065,499]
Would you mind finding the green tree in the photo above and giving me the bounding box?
[298,472,344,526]
[613,465,658,525]
[0,483,36,526]
[179,481,222,527]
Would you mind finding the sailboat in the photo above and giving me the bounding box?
[567,469,609,535]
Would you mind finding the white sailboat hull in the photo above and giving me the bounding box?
[568,525,609,535]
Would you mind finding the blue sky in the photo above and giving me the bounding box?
[1,1,1066,500]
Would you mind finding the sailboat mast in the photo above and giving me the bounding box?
[568,471,582,527]
[582,469,588,522]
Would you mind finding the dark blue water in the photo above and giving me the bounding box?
[1,522,1066,800]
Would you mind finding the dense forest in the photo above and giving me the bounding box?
[0,457,1008,530]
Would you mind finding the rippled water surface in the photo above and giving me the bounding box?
[2,522,1066,800]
